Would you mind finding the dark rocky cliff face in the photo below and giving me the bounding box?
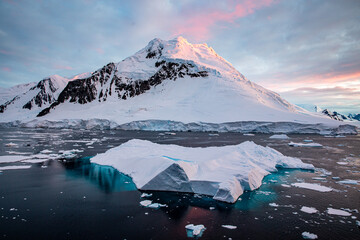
[321,109,347,121]
[37,60,208,117]
[23,78,59,110]
[0,78,60,113]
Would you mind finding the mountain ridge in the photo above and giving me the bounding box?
[0,36,357,134]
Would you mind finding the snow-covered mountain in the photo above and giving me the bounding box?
[0,82,37,104]
[0,75,70,118]
[0,37,356,133]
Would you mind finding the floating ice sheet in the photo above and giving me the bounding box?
[91,139,314,203]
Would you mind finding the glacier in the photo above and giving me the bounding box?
[90,139,314,203]
[1,118,357,134]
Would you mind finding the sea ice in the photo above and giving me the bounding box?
[40,149,53,154]
[303,139,313,143]
[337,180,358,185]
[185,224,206,237]
[269,203,279,207]
[221,225,237,229]
[139,200,166,209]
[288,142,323,148]
[140,193,153,198]
[300,206,318,214]
[0,165,32,170]
[0,155,29,163]
[326,208,351,216]
[302,232,318,239]
[291,183,332,192]
[4,142,18,147]
[139,200,152,207]
[269,134,289,139]
[91,139,314,203]
[336,162,348,165]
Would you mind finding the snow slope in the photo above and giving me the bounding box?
[0,82,36,104]
[0,75,69,120]
[91,139,314,203]
[0,37,356,133]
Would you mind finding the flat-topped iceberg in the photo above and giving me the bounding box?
[91,139,314,203]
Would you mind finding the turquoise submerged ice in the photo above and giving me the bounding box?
[91,139,314,203]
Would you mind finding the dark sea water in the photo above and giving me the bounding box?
[0,128,359,239]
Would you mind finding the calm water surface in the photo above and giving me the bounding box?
[0,128,359,239]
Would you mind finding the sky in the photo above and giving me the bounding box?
[0,0,359,113]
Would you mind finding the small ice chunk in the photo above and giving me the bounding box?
[221,225,237,229]
[281,184,291,188]
[269,134,289,139]
[269,203,279,207]
[147,203,167,209]
[0,165,31,170]
[141,193,153,198]
[303,139,313,143]
[185,224,206,237]
[5,142,18,147]
[140,200,152,207]
[332,177,340,180]
[327,208,351,216]
[0,156,29,163]
[291,183,332,192]
[40,149,53,154]
[356,220,360,226]
[302,232,318,239]
[300,206,318,214]
[140,200,166,209]
[338,180,358,185]
[336,162,348,165]
[208,133,219,136]
[243,133,254,136]
[288,142,322,148]
[164,132,176,135]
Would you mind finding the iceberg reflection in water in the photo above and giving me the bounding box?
[63,157,137,193]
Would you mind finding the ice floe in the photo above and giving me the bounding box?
[221,225,237,229]
[0,155,29,163]
[291,183,332,192]
[337,180,359,185]
[326,208,351,216]
[0,165,31,170]
[288,142,323,148]
[269,134,289,139]
[4,142,18,147]
[302,232,318,239]
[139,200,166,209]
[140,193,153,198]
[336,162,348,165]
[269,203,279,207]
[185,224,206,238]
[91,139,314,203]
[300,206,318,214]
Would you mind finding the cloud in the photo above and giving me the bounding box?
[53,64,73,70]
[280,86,360,114]
[171,0,275,41]
[2,67,11,72]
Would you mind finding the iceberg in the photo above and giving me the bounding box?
[185,224,206,238]
[91,139,314,203]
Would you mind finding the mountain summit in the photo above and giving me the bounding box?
[0,37,355,133]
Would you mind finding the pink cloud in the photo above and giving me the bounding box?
[95,47,104,54]
[172,0,275,41]
[2,67,11,72]
[54,64,73,70]
[0,49,15,55]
